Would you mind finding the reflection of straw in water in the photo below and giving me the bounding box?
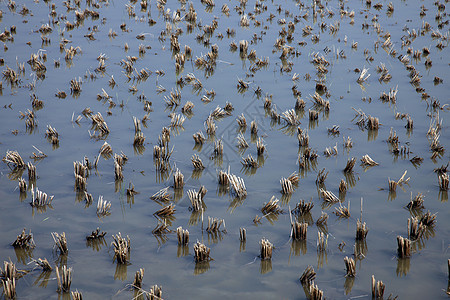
[194,261,210,275]
[290,239,307,256]
[177,244,189,257]
[86,236,107,252]
[260,259,272,275]
[317,232,328,252]
[188,210,202,226]
[208,231,225,244]
[419,211,437,227]
[114,262,128,281]
[14,246,33,265]
[344,276,355,295]
[33,269,52,288]
[8,167,25,182]
[228,196,245,212]
[396,257,410,277]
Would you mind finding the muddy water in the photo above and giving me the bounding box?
[0,0,448,299]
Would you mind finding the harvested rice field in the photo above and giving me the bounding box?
[0,0,449,299]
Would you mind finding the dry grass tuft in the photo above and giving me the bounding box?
[56,265,72,293]
[397,236,411,258]
[344,256,356,277]
[177,227,189,246]
[291,221,308,240]
[260,239,273,260]
[291,199,314,215]
[52,232,68,255]
[356,219,369,240]
[300,265,316,286]
[371,275,385,299]
[319,188,339,203]
[12,228,35,249]
[132,268,144,289]
[261,196,282,215]
[96,195,111,217]
[112,233,130,264]
[194,241,211,262]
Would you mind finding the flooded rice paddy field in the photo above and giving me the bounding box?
[0,0,449,298]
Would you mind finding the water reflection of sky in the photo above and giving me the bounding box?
[0,0,448,299]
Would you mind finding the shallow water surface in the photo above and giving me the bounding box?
[0,0,449,299]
